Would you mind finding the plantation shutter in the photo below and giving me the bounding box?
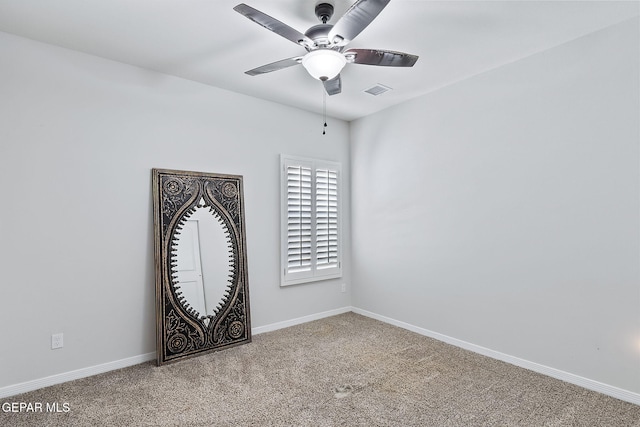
[281,156,342,286]
[316,168,339,269]
[286,164,312,273]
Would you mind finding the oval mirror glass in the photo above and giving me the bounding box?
[173,201,233,320]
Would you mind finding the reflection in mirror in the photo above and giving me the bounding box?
[153,169,251,365]
[174,200,233,323]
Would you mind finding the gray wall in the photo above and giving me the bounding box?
[0,31,351,389]
[350,18,639,393]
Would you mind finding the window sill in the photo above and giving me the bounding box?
[280,273,342,287]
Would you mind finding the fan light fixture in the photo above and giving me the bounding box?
[301,50,346,81]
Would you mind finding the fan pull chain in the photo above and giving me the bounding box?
[322,89,327,135]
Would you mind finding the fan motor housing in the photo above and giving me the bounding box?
[305,24,333,46]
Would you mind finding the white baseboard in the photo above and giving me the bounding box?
[251,306,352,335]
[0,352,156,399]
[351,307,640,406]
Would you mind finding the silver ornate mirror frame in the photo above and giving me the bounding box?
[152,168,251,365]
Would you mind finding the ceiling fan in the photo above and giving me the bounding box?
[234,0,419,95]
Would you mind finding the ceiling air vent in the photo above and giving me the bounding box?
[364,84,392,96]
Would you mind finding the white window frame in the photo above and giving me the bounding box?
[281,155,342,286]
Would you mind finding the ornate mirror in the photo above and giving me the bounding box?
[152,169,251,365]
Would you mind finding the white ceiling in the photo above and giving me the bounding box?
[0,1,637,121]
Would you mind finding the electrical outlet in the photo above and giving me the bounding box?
[341,283,346,293]
[51,333,64,350]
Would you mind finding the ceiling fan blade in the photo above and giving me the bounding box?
[245,56,303,76]
[323,75,342,96]
[328,0,390,47]
[345,49,418,67]
[234,3,315,49]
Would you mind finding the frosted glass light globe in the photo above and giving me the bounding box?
[301,50,347,81]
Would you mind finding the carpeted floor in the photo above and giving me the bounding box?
[1,313,639,426]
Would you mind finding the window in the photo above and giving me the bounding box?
[281,155,342,286]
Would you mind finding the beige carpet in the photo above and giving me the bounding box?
[1,313,639,426]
